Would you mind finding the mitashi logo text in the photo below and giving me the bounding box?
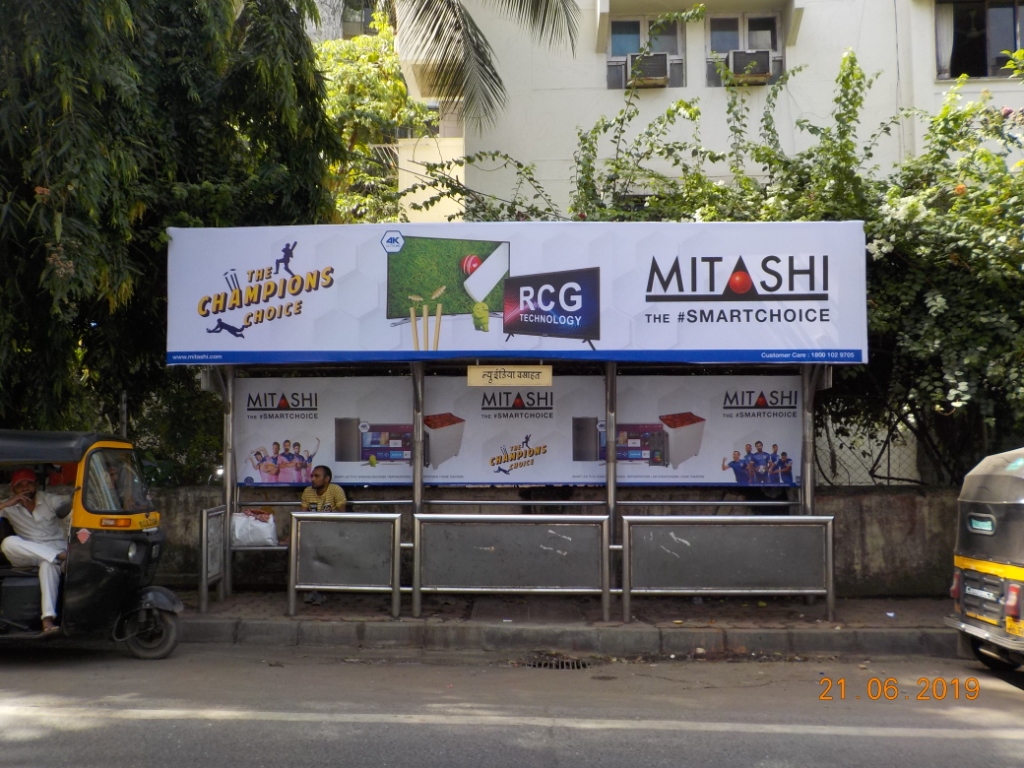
[480,391,554,420]
[646,255,829,302]
[722,389,799,419]
[245,391,320,420]
[195,240,334,340]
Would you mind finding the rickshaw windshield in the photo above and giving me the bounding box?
[83,449,153,513]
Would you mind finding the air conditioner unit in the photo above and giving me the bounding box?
[727,49,772,84]
[628,52,669,87]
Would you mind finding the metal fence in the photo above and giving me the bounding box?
[621,515,834,621]
[816,415,921,486]
[413,503,611,621]
[202,499,834,622]
[198,505,226,614]
[288,511,403,617]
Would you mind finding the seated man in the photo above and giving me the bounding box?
[0,469,68,634]
[300,465,347,512]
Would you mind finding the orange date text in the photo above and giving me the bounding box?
[818,677,980,701]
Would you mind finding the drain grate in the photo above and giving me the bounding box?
[524,656,591,671]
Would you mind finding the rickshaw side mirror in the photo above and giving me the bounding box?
[55,500,73,519]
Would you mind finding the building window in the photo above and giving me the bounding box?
[607,18,685,89]
[705,14,784,87]
[936,0,1022,78]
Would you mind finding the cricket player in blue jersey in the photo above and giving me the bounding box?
[722,451,749,485]
[779,452,794,485]
[768,443,781,484]
[749,441,771,484]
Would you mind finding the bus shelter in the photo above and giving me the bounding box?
[168,222,867,622]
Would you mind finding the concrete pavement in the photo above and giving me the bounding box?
[177,590,960,659]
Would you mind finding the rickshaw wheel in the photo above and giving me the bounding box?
[123,609,180,661]
[970,639,1021,673]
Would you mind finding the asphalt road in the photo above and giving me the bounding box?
[1,644,1022,768]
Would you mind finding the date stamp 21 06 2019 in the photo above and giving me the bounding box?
[819,677,981,701]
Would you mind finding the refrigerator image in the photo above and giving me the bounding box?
[572,417,600,461]
[658,412,706,469]
[423,413,466,469]
[334,418,361,462]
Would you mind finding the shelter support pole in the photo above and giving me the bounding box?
[411,362,425,618]
[801,365,835,617]
[605,361,617,622]
[222,366,235,598]
[800,365,832,516]
[800,366,817,517]
[199,508,209,614]
[605,362,617,543]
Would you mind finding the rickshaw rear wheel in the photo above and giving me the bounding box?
[970,638,1021,673]
[123,609,180,660]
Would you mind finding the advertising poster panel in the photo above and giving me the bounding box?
[233,376,802,487]
[168,222,867,365]
[234,377,413,486]
[612,376,802,486]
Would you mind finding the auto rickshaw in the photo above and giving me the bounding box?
[0,430,182,659]
[945,447,1024,672]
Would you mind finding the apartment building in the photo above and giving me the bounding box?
[398,0,1024,214]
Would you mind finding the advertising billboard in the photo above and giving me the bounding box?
[167,221,867,365]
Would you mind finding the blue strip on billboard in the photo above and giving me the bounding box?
[168,348,863,364]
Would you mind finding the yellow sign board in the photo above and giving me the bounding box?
[467,365,553,387]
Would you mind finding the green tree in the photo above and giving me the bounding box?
[318,16,436,222]
[412,50,1024,484]
[0,0,343,476]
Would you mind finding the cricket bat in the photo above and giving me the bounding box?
[464,242,510,303]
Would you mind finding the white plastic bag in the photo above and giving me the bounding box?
[231,510,278,547]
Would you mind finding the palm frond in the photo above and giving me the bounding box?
[395,0,506,124]
[479,0,578,51]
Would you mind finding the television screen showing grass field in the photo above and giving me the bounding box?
[386,237,507,319]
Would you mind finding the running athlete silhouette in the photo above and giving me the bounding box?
[494,466,511,475]
[275,241,298,277]
[206,319,245,338]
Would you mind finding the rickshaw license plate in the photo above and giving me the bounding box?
[1006,618,1024,637]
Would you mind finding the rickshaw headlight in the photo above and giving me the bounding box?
[127,542,139,561]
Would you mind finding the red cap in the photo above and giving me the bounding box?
[10,469,36,488]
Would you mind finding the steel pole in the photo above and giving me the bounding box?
[222,366,235,596]
[411,362,424,618]
[605,361,618,543]
[800,366,816,516]
[199,508,209,614]
[287,514,298,616]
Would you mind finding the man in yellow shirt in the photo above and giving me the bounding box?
[300,466,347,512]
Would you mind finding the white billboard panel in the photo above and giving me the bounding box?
[169,222,867,365]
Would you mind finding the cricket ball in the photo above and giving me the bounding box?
[461,254,482,276]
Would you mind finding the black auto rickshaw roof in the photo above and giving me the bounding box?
[960,447,1024,504]
[0,430,130,465]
